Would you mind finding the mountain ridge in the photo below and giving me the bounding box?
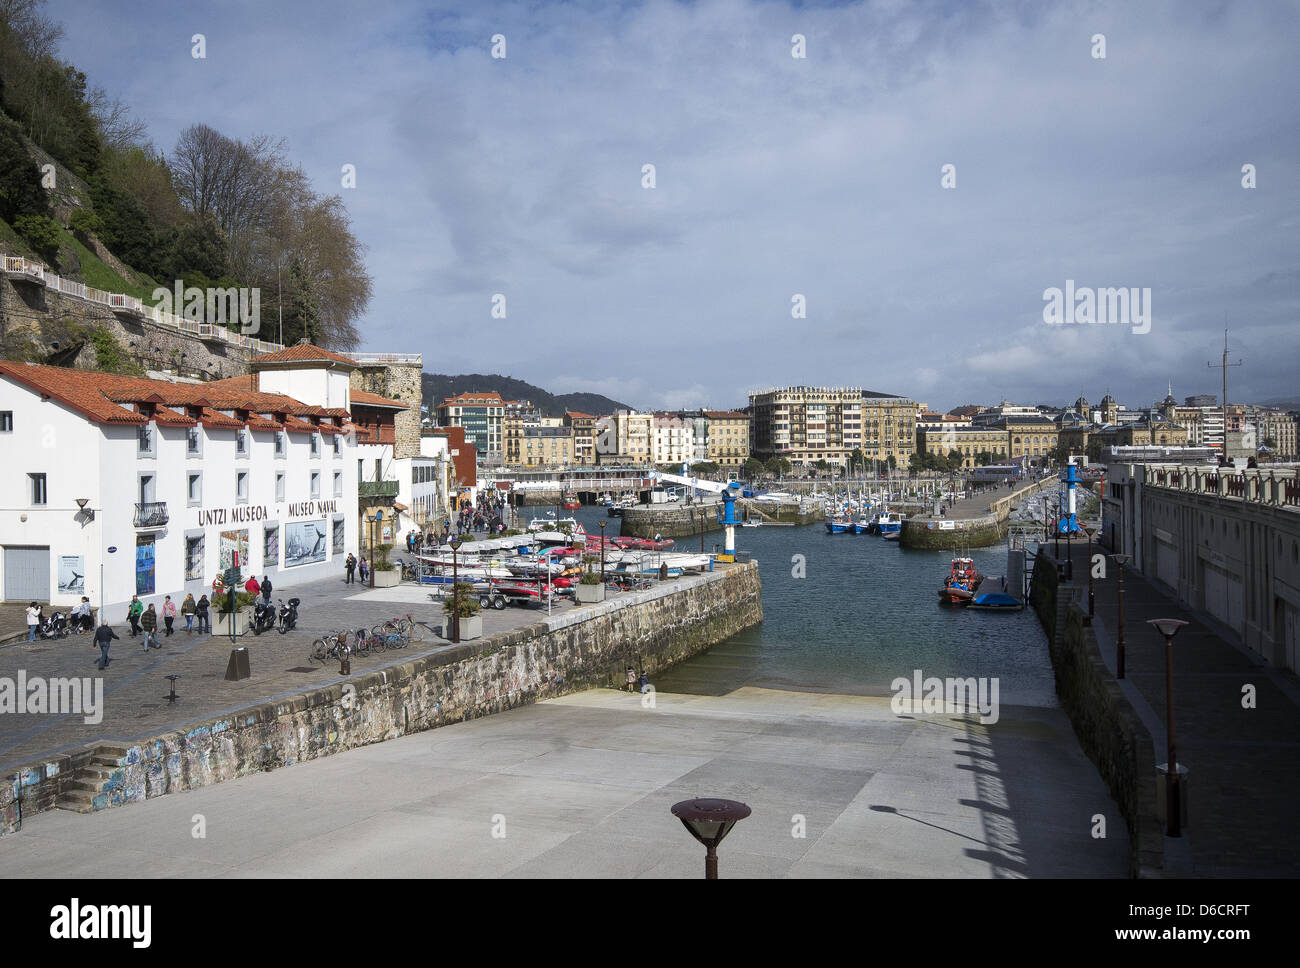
[421,373,633,418]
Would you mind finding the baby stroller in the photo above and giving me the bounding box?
[38,611,69,639]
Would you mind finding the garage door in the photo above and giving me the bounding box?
[1204,562,1243,634]
[1155,539,1179,589]
[4,545,50,601]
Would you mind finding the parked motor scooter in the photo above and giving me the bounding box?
[251,599,277,635]
[277,597,299,634]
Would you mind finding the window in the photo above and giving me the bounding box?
[0,411,12,432]
[332,435,341,456]
[187,472,202,506]
[137,425,153,456]
[311,471,320,499]
[236,429,248,456]
[310,434,320,457]
[274,431,285,457]
[236,471,248,502]
[187,428,201,455]
[275,471,285,502]
[264,525,279,563]
[333,471,343,497]
[29,472,47,505]
[138,473,155,505]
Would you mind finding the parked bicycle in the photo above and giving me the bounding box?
[309,629,351,664]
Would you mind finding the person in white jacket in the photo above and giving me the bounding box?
[26,602,41,641]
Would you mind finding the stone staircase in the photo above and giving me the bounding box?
[56,746,129,814]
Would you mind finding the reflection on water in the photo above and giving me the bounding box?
[566,503,1057,707]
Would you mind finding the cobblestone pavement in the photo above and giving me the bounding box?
[1061,539,1300,876]
[0,572,657,773]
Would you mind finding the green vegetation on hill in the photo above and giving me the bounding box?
[421,372,634,419]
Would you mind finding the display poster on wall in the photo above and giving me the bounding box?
[135,536,155,596]
[219,530,249,573]
[285,520,327,567]
[332,518,345,554]
[185,535,205,580]
[57,555,84,595]
[264,525,279,564]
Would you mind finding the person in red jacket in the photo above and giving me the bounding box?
[244,575,260,597]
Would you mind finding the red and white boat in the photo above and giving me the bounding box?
[611,535,675,551]
[937,556,982,606]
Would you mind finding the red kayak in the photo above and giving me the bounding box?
[611,536,675,551]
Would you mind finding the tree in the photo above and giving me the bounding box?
[946,450,965,473]
[0,115,47,224]
[887,454,896,471]
[848,447,865,471]
[743,457,764,477]
[13,213,59,261]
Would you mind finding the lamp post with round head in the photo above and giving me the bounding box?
[449,536,462,643]
[1148,617,1189,837]
[671,798,751,879]
[598,520,606,583]
[1111,554,1131,678]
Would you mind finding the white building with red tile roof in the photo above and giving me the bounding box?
[0,345,434,618]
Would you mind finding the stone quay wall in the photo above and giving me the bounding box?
[901,477,1056,550]
[620,501,821,539]
[2,563,763,833]
[1029,555,1163,877]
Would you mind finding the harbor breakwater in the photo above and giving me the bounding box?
[900,477,1057,550]
[620,500,822,538]
[1,563,763,833]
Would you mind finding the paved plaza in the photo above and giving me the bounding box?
[0,686,1127,878]
[0,571,639,772]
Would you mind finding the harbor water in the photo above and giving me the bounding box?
[567,504,1058,707]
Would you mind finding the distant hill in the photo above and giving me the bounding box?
[1260,397,1300,411]
[421,373,633,418]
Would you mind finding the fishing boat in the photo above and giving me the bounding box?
[876,511,903,538]
[562,489,581,510]
[825,517,853,534]
[937,556,981,605]
[852,516,873,534]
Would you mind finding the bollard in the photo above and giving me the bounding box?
[164,674,181,705]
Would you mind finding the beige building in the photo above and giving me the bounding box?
[651,414,695,466]
[749,386,914,467]
[596,410,652,464]
[918,426,1008,469]
[1002,415,1060,463]
[1250,409,1298,458]
[564,411,597,465]
[862,392,918,468]
[703,411,750,466]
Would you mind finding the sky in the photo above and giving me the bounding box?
[50,0,1300,413]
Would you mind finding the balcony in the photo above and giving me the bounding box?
[134,502,169,528]
[358,480,399,499]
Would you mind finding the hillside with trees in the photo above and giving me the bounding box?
[0,0,370,362]
[421,372,633,418]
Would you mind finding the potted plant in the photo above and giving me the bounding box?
[575,567,606,603]
[211,589,256,635]
[442,581,482,640]
[371,542,401,587]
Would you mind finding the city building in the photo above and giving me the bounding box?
[0,348,381,617]
[1001,414,1060,464]
[564,411,597,465]
[749,386,862,465]
[702,411,750,467]
[597,410,652,465]
[861,392,918,468]
[651,413,696,466]
[435,391,505,465]
[917,426,1008,469]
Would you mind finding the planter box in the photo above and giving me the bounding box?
[443,614,482,641]
[575,583,606,603]
[214,608,250,636]
[370,569,400,588]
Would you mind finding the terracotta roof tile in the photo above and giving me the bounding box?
[250,342,357,367]
[351,388,407,409]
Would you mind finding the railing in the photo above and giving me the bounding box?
[347,353,423,364]
[359,480,400,498]
[1142,465,1300,510]
[133,501,169,527]
[7,254,285,355]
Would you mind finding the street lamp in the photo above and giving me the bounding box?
[598,520,606,582]
[1147,618,1189,837]
[371,509,383,589]
[449,536,462,643]
[670,797,751,879]
[1087,526,1095,618]
[1111,554,1131,679]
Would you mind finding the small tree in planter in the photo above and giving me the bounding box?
[576,566,606,603]
[442,581,482,639]
[211,589,256,635]
[371,542,401,586]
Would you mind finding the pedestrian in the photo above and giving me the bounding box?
[244,574,260,599]
[71,596,93,633]
[93,621,118,670]
[140,604,160,650]
[345,553,357,584]
[625,666,636,693]
[26,601,40,642]
[127,594,143,637]
[639,671,650,694]
[359,557,369,583]
[182,593,196,634]
[196,594,210,633]
[162,595,176,636]
[261,574,273,603]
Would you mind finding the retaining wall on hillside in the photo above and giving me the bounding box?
[1029,555,1163,877]
[2,562,763,833]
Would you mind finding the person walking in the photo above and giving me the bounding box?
[345,553,356,584]
[26,601,40,642]
[127,595,143,637]
[162,595,177,636]
[244,575,260,599]
[196,594,210,633]
[93,621,118,670]
[181,593,196,634]
[261,574,273,604]
[140,604,160,651]
[358,557,369,584]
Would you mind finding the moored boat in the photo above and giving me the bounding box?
[825,517,853,534]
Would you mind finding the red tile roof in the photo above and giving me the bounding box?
[351,388,407,409]
[565,411,595,419]
[439,391,504,406]
[250,342,357,368]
